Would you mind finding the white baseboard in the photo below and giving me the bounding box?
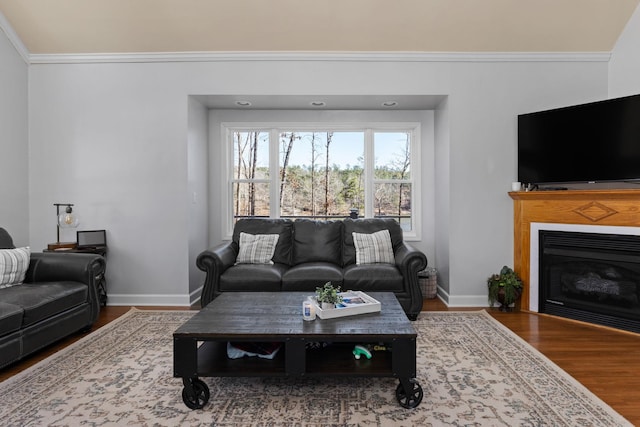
[106,286,486,308]
[106,286,202,307]
[437,287,489,307]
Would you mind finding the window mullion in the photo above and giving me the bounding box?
[270,128,280,218]
[364,129,374,218]
[373,179,412,184]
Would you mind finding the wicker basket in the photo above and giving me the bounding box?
[418,267,438,299]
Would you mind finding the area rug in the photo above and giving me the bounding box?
[0,309,631,427]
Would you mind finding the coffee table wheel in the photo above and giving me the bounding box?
[182,378,210,410]
[395,379,423,409]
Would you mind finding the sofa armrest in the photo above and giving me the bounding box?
[24,252,106,322]
[394,242,428,316]
[196,242,238,307]
[26,252,105,284]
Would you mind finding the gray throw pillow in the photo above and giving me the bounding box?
[236,233,280,264]
[352,230,394,265]
[0,246,30,288]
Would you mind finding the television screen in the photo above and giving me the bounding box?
[518,94,640,185]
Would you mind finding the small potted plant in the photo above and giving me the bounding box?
[315,282,343,310]
[487,266,523,312]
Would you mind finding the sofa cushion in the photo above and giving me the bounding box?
[343,218,403,266]
[0,282,88,327]
[236,233,279,264]
[233,219,293,266]
[292,219,343,265]
[282,263,344,291]
[352,229,394,265]
[0,330,22,369]
[0,302,23,336]
[220,264,286,291]
[0,247,30,288]
[343,264,404,291]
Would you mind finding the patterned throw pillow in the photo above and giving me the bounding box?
[236,233,280,264]
[352,229,395,265]
[0,246,30,289]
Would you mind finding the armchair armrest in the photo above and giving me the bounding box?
[196,241,238,307]
[394,242,428,317]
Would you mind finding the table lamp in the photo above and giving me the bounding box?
[48,203,80,250]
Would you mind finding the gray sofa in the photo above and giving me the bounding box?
[0,227,106,369]
[197,218,428,320]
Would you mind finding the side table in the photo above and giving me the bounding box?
[43,246,108,306]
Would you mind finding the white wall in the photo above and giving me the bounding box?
[434,97,450,296]
[609,2,640,97]
[187,96,208,301]
[439,61,608,305]
[0,25,28,244]
[26,57,609,306]
[28,63,192,305]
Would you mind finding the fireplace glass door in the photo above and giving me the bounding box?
[539,230,640,333]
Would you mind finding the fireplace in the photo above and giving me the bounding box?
[539,230,640,333]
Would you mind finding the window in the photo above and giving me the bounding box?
[225,123,420,238]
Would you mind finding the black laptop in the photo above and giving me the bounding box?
[76,230,107,250]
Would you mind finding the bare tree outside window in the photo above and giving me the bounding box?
[277,132,364,220]
[233,131,269,219]
[374,132,412,230]
[230,128,414,231]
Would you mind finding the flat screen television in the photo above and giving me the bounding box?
[518,94,640,185]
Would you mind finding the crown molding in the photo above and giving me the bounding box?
[0,11,30,64]
[28,50,612,65]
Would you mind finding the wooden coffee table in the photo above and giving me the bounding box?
[173,292,422,409]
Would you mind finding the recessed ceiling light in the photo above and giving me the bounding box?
[310,101,326,107]
[236,101,252,107]
[382,101,398,107]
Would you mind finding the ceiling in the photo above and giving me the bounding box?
[0,0,639,55]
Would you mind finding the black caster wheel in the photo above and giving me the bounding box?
[182,378,210,410]
[396,379,423,409]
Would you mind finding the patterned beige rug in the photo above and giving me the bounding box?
[0,309,631,426]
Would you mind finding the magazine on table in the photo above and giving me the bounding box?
[337,291,377,308]
[311,290,381,319]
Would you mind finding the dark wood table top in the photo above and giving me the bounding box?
[174,292,416,340]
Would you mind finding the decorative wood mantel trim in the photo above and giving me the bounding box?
[509,189,640,310]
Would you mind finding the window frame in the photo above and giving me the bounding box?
[222,122,421,240]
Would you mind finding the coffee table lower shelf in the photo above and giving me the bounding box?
[174,338,423,410]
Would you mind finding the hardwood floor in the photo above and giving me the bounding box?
[2,301,639,424]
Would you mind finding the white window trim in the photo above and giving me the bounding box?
[222,122,421,241]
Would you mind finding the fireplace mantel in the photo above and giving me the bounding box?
[509,189,640,311]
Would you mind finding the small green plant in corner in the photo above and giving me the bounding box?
[487,266,523,312]
[315,282,343,307]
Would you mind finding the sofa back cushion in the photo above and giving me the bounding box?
[342,218,403,266]
[0,228,15,249]
[292,219,343,265]
[232,219,293,266]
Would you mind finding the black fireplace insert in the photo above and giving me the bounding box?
[539,230,640,333]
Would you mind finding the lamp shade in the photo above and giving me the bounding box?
[57,205,80,228]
